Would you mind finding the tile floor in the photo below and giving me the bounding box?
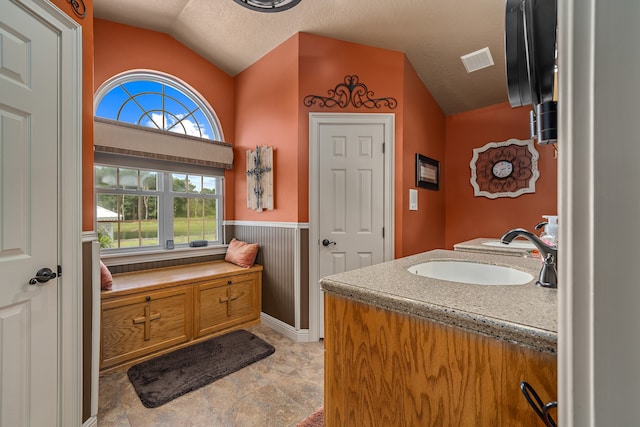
[97,324,324,427]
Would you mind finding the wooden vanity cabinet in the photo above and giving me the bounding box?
[324,293,557,426]
[100,261,262,373]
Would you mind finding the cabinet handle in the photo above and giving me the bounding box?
[227,280,232,285]
[145,296,151,302]
[132,307,161,341]
[520,381,557,427]
[218,289,239,316]
[219,294,239,303]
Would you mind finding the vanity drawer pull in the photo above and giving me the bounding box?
[520,381,557,427]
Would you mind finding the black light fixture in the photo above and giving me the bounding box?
[233,0,302,13]
[505,0,558,144]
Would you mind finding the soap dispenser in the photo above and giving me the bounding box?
[540,215,558,247]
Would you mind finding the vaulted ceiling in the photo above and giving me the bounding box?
[94,0,509,115]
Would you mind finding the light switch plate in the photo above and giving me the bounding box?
[409,189,418,210]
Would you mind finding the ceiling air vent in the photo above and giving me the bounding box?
[461,47,495,73]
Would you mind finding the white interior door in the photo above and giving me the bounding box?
[0,2,61,425]
[310,114,394,339]
[318,122,385,273]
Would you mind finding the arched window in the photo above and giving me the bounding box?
[95,71,223,141]
[94,72,231,252]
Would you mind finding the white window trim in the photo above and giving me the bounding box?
[100,244,228,267]
[96,165,224,254]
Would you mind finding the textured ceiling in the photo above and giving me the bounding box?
[93,0,509,115]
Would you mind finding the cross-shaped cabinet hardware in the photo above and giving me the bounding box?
[219,286,239,317]
[132,303,161,341]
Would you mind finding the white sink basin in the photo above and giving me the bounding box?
[482,240,536,250]
[407,260,533,285]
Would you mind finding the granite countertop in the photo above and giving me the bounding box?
[319,249,557,353]
[454,237,537,257]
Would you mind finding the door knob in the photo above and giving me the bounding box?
[29,267,57,285]
[322,239,336,247]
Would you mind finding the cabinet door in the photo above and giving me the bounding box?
[324,294,557,426]
[194,272,260,338]
[100,286,192,370]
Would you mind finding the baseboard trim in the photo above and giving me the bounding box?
[83,416,98,427]
[260,312,312,343]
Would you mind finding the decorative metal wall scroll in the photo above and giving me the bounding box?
[246,146,274,212]
[68,0,87,18]
[303,75,398,109]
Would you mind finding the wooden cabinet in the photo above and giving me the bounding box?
[100,261,262,373]
[324,293,557,426]
[101,285,192,371]
[194,272,260,338]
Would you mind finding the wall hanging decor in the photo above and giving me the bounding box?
[232,0,302,13]
[246,146,274,211]
[470,138,539,199]
[303,75,398,109]
[68,0,87,18]
[416,154,440,190]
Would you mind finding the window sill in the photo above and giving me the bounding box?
[100,245,228,267]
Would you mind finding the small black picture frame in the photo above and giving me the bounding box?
[416,154,439,190]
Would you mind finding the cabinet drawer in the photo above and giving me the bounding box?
[100,286,192,370]
[194,272,260,338]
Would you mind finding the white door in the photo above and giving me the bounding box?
[318,122,386,273]
[311,114,394,339]
[0,2,61,425]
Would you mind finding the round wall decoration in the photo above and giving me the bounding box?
[470,138,539,199]
[232,0,302,13]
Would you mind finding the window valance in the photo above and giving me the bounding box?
[94,118,234,170]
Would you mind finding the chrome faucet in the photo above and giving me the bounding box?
[501,228,558,288]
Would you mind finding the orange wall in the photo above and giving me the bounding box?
[233,35,300,222]
[90,22,552,254]
[400,57,446,256]
[232,32,447,257]
[93,19,236,218]
[298,33,406,225]
[50,0,94,231]
[444,102,558,248]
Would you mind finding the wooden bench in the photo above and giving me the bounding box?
[100,260,263,374]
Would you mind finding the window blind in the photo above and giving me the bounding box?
[94,118,234,170]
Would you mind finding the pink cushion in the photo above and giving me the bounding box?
[225,238,259,268]
[100,261,113,290]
